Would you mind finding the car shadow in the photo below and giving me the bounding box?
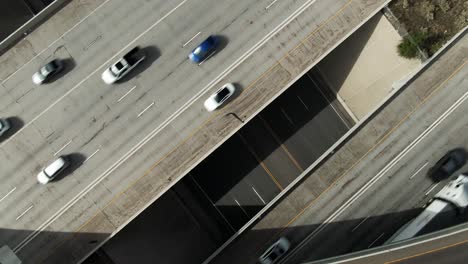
[117,45,160,83]
[44,57,76,84]
[53,152,87,182]
[215,34,229,53]
[0,116,24,142]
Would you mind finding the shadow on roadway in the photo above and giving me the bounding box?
[0,116,24,142]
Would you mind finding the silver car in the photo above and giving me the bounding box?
[32,59,63,85]
[0,118,11,137]
[258,237,291,264]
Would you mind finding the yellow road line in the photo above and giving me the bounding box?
[266,59,468,245]
[40,0,400,261]
[259,114,304,172]
[237,132,284,191]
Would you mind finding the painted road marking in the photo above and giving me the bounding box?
[84,149,100,163]
[252,186,266,205]
[265,0,280,10]
[409,162,429,179]
[137,102,155,118]
[16,205,34,221]
[425,183,439,196]
[0,187,17,203]
[117,85,137,102]
[54,140,72,156]
[183,31,201,47]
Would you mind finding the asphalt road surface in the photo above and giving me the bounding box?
[188,70,351,231]
[0,0,390,262]
[88,67,352,263]
[208,26,468,264]
[0,0,340,257]
[279,33,468,263]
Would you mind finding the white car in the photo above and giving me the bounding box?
[102,47,145,84]
[204,83,236,111]
[258,237,290,264]
[37,156,70,184]
[0,118,10,137]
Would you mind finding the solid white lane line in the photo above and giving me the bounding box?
[16,205,34,221]
[297,96,309,111]
[0,187,17,203]
[265,0,280,10]
[85,149,100,163]
[117,85,137,102]
[53,140,72,156]
[137,102,155,118]
[18,0,326,252]
[1,0,112,84]
[1,0,189,150]
[284,88,468,261]
[351,215,369,232]
[425,183,439,196]
[252,187,266,204]
[409,162,429,179]
[368,232,385,248]
[183,32,201,47]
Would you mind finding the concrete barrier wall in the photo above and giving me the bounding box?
[0,0,69,55]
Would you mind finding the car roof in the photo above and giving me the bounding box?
[44,157,67,177]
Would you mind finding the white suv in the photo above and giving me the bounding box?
[37,156,70,184]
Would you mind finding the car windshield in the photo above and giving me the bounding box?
[214,88,230,103]
[40,65,52,76]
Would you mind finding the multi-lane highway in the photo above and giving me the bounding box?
[0,0,389,262]
[208,28,468,264]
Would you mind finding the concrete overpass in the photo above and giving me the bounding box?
[0,0,390,263]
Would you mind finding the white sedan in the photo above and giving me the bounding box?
[204,83,236,111]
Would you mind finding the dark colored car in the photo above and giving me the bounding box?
[428,148,466,182]
[32,59,64,84]
[188,35,218,63]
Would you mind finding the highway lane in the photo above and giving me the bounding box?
[0,0,331,256]
[33,1,391,262]
[188,71,351,231]
[85,65,352,262]
[278,43,468,263]
[207,26,467,264]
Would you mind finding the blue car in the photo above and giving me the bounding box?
[189,35,218,63]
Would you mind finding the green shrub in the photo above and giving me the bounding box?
[398,32,445,59]
[398,37,420,59]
